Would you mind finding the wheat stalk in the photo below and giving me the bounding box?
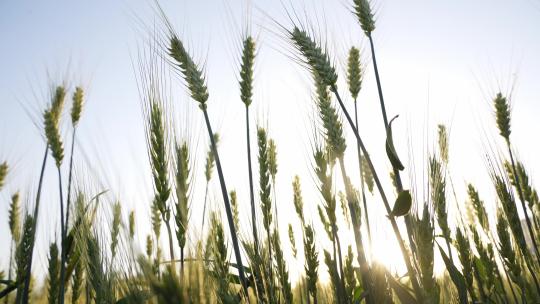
[168,32,248,294]
[238,35,261,253]
[64,87,85,289]
[494,92,540,270]
[347,47,373,250]
[290,25,423,301]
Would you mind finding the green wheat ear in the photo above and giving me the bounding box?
[51,86,66,120]
[71,86,84,126]
[47,242,60,304]
[290,27,338,88]
[230,190,239,229]
[129,210,135,240]
[146,234,153,259]
[494,92,511,141]
[0,161,8,190]
[467,184,489,232]
[44,86,67,167]
[353,0,376,35]
[169,35,209,107]
[111,201,122,260]
[437,124,449,164]
[9,192,21,243]
[240,36,255,107]
[347,47,362,100]
[314,71,346,161]
[292,175,305,225]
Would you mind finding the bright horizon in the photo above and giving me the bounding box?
[1,0,540,287]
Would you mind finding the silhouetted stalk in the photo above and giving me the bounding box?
[6,241,13,304]
[201,108,248,295]
[58,168,67,304]
[245,105,260,250]
[64,128,77,246]
[332,223,347,303]
[367,34,418,262]
[21,146,48,304]
[330,86,423,302]
[164,221,176,273]
[201,182,209,232]
[354,100,372,249]
[60,127,77,304]
[337,157,373,304]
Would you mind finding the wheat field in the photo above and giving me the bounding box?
[1,1,540,303]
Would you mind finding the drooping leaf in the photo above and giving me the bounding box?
[437,243,468,304]
[385,115,405,171]
[391,190,412,217]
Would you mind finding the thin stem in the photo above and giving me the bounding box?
[354,100,372,249]
[164,219,176,274]
[245,105,260,250]
[337,157,373,304]
[332,226,347,303]
[331,86,423,302]
[201,182,209,233]
[20,145,49,304]
[368,34,419,262]
[5,241,13,304]
[59,127,77,304]
[202,108,248,295]
[65,128,76,245]
[58,167,66,304]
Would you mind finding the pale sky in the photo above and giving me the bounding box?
[1,0,540,284]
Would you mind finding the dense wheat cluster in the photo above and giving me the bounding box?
[2,1,540,303]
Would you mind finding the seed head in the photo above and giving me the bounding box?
[148,102,170,215]
[47,242,60,304]
[239,36,255,107]
[258,127,272,232]
[9,192,21,243]
[288,223,297,258]
[204,133,219,182]
[146,235,153,259]
[169,36,209,106]
[111,201,122,259]
[353,0,376,35]
[44,109,64,167]
[51,86,66,120]
[71,86,84,126]
[467,184,489,232]
[0,161,8,190]
[290,27,338,88]
[303,224,319,301]
[494,93,511,142]
[347,47,362,100]
[44,86,66,167]
[314,72,346,161]
[129,210,135,240]
[437,124,449,164]
[175,142,190,249]
[230,190,239,230]
[292,175,305,225]
[268,138,278,182]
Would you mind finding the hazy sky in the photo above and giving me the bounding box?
[1,0,540,283]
